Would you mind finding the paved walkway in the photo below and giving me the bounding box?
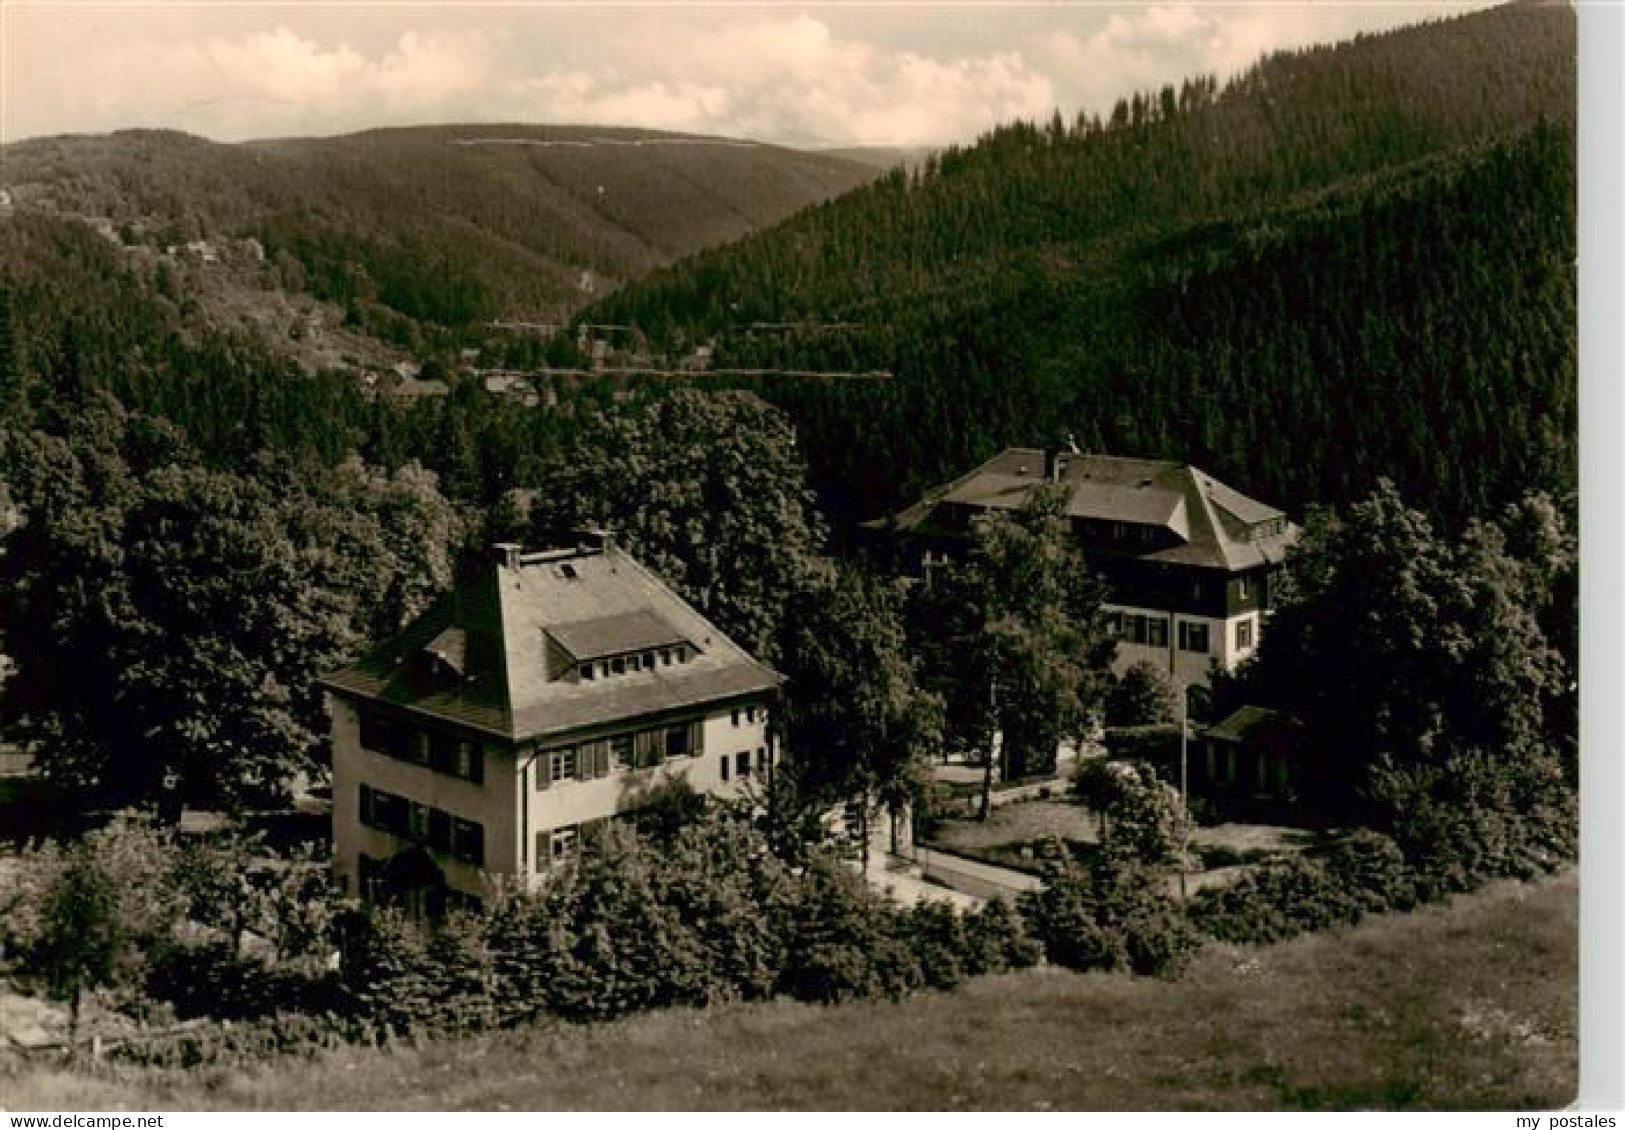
[911,846,1043,900]
[857,856,986,911]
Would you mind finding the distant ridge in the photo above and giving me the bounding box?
[0,122,878,336]
[578,1,1577,530]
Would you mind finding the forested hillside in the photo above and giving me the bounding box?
[580,2,1576,528]
[0,124,875,350]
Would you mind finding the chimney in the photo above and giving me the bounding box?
[1045,449,1068,482]
[492,542,523,570]
[575,527,616,554]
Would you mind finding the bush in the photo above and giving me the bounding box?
[1105,662,1178,727]
[1022,854,1196,976]
[961,897,1043,975]
[1371,744,1576,901]
[105,1011,371,1070]
[340,906,444,1037]
[1189,854,1355,945]
[1099,725,1181,769]
[775,856,924,1003]
[1320,830,1419,915]
[1074,759,1190,868]
[145,941,345,1021]
[1186,833,1420,947]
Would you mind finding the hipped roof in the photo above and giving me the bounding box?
[877,449,1298,571]
[319,544,782,743]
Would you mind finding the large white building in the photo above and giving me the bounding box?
[320,536,781,911]
[876,448,1300,687]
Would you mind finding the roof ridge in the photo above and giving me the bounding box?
[484,560,521,737]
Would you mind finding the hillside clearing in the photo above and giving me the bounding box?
[4,869,1576,1111]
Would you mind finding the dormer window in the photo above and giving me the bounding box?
[579,663,595,681]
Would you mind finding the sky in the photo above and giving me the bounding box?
[2,2,1501,149]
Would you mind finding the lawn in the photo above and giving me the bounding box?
[926,797,1316,877]
[3,869,1577,1111]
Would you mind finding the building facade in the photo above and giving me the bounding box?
[320,536,781,909]
[873,448,1299,687]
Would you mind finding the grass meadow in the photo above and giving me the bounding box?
[4,869,1575,1111]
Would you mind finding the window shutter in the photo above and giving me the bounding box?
[593,741,610,778]
[574,746,590,782]
[428,807,451,853]
[635,729,662,766]
[689,719,705,755]
[535,748,551,790]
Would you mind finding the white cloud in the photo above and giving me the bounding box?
[205,28,369,105]
[1039,3,1494,122]
[1,4,1499,147]
[503,14,1057,146]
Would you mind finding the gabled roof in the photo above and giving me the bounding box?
[1205,705,1305,747]
[319,541,782,743]
[875,448,1298,572]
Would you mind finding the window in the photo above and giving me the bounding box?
[407,731,431,765]
[363,784,481,866]
[1147,616,1168,648]
[549,827,578,865]
[1237,576,1252,600]
[549,747,577,784]
[611,733,634,770]
[453,741,480,783]
[1179,621,1211,654]
[451,818,484,866]
[360,785,408,836]
[579,663,595,681]
[660,649,672,666]
[427,733,482,784]
[359,712,405,758]
[428,808,452,853]
[731,707,740,727]
[627,653,642,672]
[664,723,694,760]
[643,651,656,669]
[735,751,751,778]
[634,728,665,767]
[720,754,730,782]
[610,656,626,675]
[579,739,611,779]
[364,713,487,781]
[1125,614,1147,645]
[1236,619,1254,651]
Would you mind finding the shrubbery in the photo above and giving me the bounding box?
[1022,854,1196,976]
[1369,742,1576,901]
[1186,821,1566,947]
[6,764,1576,1059]
[339,807,1042,1037]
